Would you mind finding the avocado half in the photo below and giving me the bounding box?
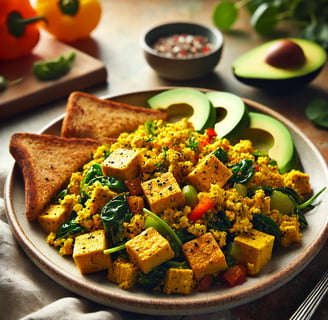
[240,112,298,173]
[232,38,327,91]
[147,88,215,132]
[206,91,249,141]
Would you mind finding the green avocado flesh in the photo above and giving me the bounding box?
[232,38,327,89]
[148,89,297,173]
[240,112,296,173]
[206,91,249,141]
[147,88,214,131]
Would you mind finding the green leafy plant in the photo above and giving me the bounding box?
[212,0,328,50]
[305,99,328,129]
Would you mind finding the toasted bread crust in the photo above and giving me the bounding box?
[9,133,102,221]
[61,91,168,140]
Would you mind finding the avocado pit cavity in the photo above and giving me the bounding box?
[265,39,306,69]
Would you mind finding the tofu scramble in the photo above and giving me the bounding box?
[39,118,317,294]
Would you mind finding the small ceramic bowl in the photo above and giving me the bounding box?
[141,22,224,81]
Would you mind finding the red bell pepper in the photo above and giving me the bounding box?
[188,197,215,221]
[221,264,247,287]
[200,128,218,148]
[0,0,43,60]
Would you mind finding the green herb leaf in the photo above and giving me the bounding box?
[250,3,279,35]
[186,137,199,151]
[212,1,238,31]
[305,99,328,129]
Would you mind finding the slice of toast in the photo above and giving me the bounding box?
[61,91,168,140]
[9,133,102,221]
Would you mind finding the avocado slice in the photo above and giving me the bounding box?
[232,38,327,91]
[206,91,249,141]
[147,88,215,131]
[240,112,298,173]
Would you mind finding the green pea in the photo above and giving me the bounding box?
[0,76,8,92]
[182,185,198,207]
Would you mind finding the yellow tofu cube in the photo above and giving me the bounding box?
[73,230,112,274]
[108,258,139,289]
[182,233,228,280]
[141,172,185,214]
[163,268,194,294]
[38,204,70,234]
[125,227,174,274]
[102,148,141,180]
[231,229,274,275]
[186,154,232,191]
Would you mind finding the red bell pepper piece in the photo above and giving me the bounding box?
[200,128,218,148]
[221,264,247,287]
[188,197,215,221]
[124,177,143,196]
[197,274,213,292]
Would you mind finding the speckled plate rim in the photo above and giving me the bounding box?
[4,88,328,316]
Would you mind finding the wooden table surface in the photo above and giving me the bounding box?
[1,1,327,319]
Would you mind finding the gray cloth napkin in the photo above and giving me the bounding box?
[0,169,232,320]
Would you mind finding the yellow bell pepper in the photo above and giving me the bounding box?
[35,0,102,42]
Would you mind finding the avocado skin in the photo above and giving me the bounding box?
[233,66,324,91]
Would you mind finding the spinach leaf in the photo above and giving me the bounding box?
[213,147,229,163]
[55,188,68,204]
[228,159,254,184]
[247,186,273,197]
[252,213,281,248]
[81,163,103,190]
[138,264,168,289]
[56,212,85,239]
[82,163,128,193]
[101,194,133,245]
[106,176,128,193]
[207,210,232,232]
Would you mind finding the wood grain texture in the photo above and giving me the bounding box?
[0,33,107,120]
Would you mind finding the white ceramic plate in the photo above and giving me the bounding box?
[4,89,328,315]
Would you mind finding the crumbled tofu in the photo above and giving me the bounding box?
[125,227,174,274]
[280,216,302,247]
[231,229,274,275]
[182,232,228,280]
[108,258,139,289]
[38,204,71,234]
[73,230,112,274]
[102,148,141,180]
[163,268,194,294]
[283,169,312,198]
[141,172,185,214]
[186,154,232,191]
[83,182,116,216]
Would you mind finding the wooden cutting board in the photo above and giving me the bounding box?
[0,34,107,121]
